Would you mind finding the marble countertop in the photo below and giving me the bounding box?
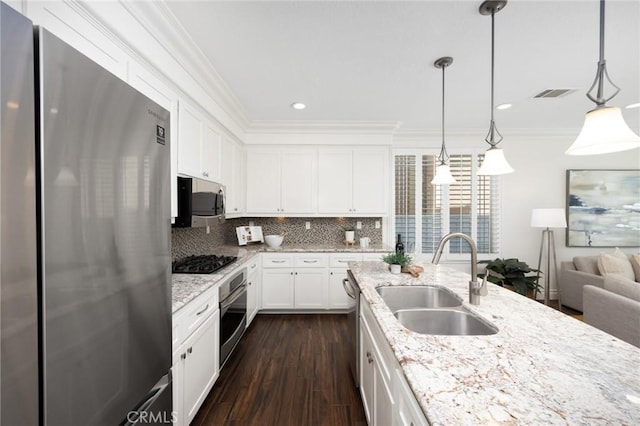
[349,260,640,425]
[171,243,391,312]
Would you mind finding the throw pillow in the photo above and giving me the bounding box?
[597,248,635,281]
[631,254,640,282]
[573,256,600,275]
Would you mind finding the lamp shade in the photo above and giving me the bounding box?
[478,146,514,176]
[566,106,640,155]
[531,208,567,228]
[431,164,456,185]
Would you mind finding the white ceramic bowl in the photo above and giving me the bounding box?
[264,234,284,248]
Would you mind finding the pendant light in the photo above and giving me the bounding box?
[431,57,456,186]
[477,0,514,176]
[566,0,640,155]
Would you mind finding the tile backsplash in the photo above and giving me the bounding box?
[171,217,382,260]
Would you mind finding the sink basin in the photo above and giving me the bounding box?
[394,308,498,336]
[376,285,462,312]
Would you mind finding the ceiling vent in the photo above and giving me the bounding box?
[533,88,577,98]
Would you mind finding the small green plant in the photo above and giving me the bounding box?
[382,252,412,267]
[478,258,541,296]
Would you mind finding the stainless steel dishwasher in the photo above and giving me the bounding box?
[343,270,361,387]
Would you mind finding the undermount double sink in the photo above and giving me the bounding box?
[375,286,498,336]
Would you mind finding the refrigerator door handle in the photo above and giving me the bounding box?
[120,372,171,426]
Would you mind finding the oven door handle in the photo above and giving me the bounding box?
[342,278,356,300]
[220,282,247,311]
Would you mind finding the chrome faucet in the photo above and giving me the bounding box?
[432,232,485,305]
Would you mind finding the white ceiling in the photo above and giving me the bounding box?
[164,0,640,133]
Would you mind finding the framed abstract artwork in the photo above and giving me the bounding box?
[566,169,640,247]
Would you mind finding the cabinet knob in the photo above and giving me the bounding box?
[202,172,209,177]
[187,347,193,354]
[290,272,293,275]
[234,208,238,211]
[366,351,373,364]
[181,353,186,360]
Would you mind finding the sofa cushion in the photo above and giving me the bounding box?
[597,249,635,281]
[630,254,640,282]
[604,275,640,302]
[573,256,600,275]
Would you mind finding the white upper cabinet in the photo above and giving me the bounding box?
[177,100,222,183]
[246,149,317,215]
[221,136,244,217]
[318,148,389,215]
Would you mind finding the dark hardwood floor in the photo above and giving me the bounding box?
[192,314,367,426]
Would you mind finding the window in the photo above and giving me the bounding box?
[394,150,500,257]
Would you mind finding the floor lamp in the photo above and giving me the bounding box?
[531,209,567,306]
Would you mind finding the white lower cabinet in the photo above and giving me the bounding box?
[261,253,330,310]
[360,311,394,425]
[246,256,261,326]
[328,269,351,309]
[360,296,428,426]
[172,287,220,426]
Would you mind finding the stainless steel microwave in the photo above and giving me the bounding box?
[174,177,225,227]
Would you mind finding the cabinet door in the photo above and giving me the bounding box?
[280,150,316,213]
[246,150,281,214]
[247,269,259,326]
[261,269,294,309]
[294,268,327,309]
[177,101,203,178]
[318,151,352,213]
[183,311,220,425]
[360,319,374,424]
[201,121,222,182]
[221,137,242,216]
[352,149,388,214]
[328,269,353,309]
[374,360,394,426]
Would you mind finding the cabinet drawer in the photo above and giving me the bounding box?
[262,253,294,268]
[361,253,384,261]
[329,253,362,268]
[176,286,219,348]
[294,253,328,268]
[244,254,261,273]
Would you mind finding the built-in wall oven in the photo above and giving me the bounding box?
[219,268,247,367]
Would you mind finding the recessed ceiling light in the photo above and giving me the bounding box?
[496,103,512,110]
[290,102,306,110]
[625,102,640,109]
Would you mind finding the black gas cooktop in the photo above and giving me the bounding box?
[172,254,237,274]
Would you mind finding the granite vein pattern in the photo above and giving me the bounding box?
[349,261,640,425]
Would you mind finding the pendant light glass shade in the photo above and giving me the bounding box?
[566,0,640,155]
[477,146,514,175]
[566,106,640,155]
[431,164,456,185]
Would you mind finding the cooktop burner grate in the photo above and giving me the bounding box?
[172,254,237,274]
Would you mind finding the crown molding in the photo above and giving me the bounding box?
[117,0,250,130]
[247,120,402,135]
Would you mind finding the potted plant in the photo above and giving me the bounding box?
[382,252,412,274]
[344,226,355,243]
[478,258,541,297]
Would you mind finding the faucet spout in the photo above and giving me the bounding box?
[432,233,482,305]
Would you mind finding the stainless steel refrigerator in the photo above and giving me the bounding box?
[1,3,173,424]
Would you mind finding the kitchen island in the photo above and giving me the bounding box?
[349,260,640,425]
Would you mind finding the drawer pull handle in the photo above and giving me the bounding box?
[196,304,209,316]
[303,260,318,263]
[251,264,257,269]
[272,260,287,264]
[181,353,186,360]
[338,260,348,263]
[187,347,193,354]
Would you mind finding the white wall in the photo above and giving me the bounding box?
[499,130,639,298]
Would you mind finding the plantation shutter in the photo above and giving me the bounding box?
[394,155,416,252]
[421,155,443,253]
